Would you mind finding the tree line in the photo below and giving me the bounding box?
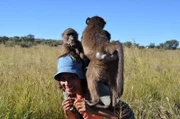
[0,34,62,48]
[0,34,179,50]
[122,39,179,50]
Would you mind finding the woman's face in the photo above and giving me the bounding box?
[59,73,81,95]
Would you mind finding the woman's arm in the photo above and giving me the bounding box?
[88,106,118,119]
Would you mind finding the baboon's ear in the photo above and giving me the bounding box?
[86,17,90,25]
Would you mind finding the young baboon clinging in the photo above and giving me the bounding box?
[58,28,89,68]
[81,16,124,108]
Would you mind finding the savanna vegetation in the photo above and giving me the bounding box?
[0,44,179,119]
[0,34,179,50]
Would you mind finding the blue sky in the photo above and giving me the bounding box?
[0,0,179,46]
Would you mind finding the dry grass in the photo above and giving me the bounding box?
[123,48,180,119]
[0,45,179,119]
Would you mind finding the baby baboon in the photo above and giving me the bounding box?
[82,16,124,108]
[58,28,89,68]
[104,30,111,41]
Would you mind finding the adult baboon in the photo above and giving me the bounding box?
[81,16,124,108]
[58,28,89,68]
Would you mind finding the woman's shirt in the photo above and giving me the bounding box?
[63,82,135,119]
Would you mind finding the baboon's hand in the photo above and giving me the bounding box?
[96,52,118,62]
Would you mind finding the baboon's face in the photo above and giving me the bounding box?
[62,29,78,47]
[66,32,78,46]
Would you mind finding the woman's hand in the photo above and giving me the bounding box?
[73,99,88,115]
[74,99,95,119]
[62,98,75,111]
[62,98,77,119]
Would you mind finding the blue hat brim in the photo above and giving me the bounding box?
[54,56,85,81]
[54,67,85,80]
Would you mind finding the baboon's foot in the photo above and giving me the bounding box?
[85,100,99,107]
[94,104,110,109]
[85,99,110,108]
[69,52,81,63]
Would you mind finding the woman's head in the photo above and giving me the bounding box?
[54,56,85,94]
[58,73,81,95]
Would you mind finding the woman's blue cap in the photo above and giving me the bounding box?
[54,56,85,80]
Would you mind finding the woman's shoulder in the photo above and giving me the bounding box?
[85,83,135,119]
[114,100,135,119]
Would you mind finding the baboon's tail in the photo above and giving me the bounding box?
[115,41,124,98]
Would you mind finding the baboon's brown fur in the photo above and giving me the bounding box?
[82,16,124,108]
[58,28,89,68]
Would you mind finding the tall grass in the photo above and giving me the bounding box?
[0,45,64,119]
[0,45,179,119]
[123,48,180,119]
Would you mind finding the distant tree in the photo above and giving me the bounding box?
[132,43,139,48]
[47,40,62,47]
[12,36,21,45]
[164,39,179,50]
[26,34,35,42]
[159,43,164,49]
[148,43,155,48]
[0,34,63,47]
[0,36,9,44]
[138,45,145,49]
[20,34,35,43]
[156,43,164,49]
[123,41,132,48]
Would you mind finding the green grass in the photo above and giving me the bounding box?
[0,45,179,119]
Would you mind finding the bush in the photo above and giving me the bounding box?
[4,41,15,47]
[19,42,33,48]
